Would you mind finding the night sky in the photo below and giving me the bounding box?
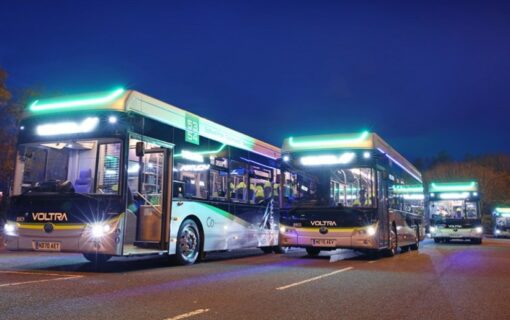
[2,0,509,160]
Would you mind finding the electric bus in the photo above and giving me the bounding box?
[492,207,510,238]
[427,181,483,244]
[278,132,425,257]
[3,88,283,264]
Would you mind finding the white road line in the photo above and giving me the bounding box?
[0,275,83,288]
[276,267,353,291]
[164,309,210,320]
[0,270,83,277]
[368,260,377,264]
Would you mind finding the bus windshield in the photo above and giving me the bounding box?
[430,200,480,223]
[283,167,376,208]
[13,138,122,195]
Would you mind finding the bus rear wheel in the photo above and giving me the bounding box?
[306,248,321,256]
[260,247,273,254]
[83,253,111,264]
[175,219,201,265]
[274,246,290,254]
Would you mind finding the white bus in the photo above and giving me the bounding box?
[3,88,283,264]
[493,207,510,238]
[427,181,483,244]
[278,132,425,257]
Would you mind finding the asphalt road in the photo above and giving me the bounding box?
[1,238,509,320]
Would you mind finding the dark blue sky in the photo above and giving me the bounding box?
[2,0,509,160]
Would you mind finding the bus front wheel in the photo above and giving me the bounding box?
[306,248,321,256]
[384,229,398,257]
[175,219,201,265]
[83,253,111,264]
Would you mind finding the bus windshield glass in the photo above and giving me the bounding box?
[430,200,480,223]
[13,138,122,195]
[283,167,376,208]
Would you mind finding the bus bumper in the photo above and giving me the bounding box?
[3,218,123,255]
[279,226,379,250]
[430,228,483,240]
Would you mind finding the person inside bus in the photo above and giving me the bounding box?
[353,188,371,207]
[455,208,463,219]
[254,183,265,203]
[235,180,247,201]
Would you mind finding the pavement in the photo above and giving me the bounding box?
[1,238,509,320]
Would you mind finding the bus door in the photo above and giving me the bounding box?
[377,170,390,249]
[133,145,173,250]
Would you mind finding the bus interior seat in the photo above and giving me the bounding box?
[74,169,92,193]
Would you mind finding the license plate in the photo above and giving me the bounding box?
[34,241,61,252]
[311,239,336,247]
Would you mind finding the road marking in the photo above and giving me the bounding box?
[276,267,353,291]
[368,260,377,264]
[164,309,210,320]
[0,270,83,288]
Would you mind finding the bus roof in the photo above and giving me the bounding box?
[282,131,422,182]
[26,88,280,159]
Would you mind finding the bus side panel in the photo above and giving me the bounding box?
[168,200,278,254]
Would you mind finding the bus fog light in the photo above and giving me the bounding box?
[495,229,501,235]
[475,226,483,234]
[430,226,436,233]
[367,226,376,236]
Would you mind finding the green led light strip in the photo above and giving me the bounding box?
[288,131,369,148]
[495,207,510,213]
[174,144,227,158]
[29,88,125,111]
[393,185,424,193]
[429,181,477,192]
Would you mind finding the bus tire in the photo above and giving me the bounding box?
[433,238,440,243]
[83,253,111,264]
[306,248,321,257]
[410,241,419,251]
[175,219,201,265]
[471,238,482,245]
[260,247,273,254]
[273,246,290,254]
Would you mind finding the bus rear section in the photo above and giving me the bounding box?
[427,181,483,244]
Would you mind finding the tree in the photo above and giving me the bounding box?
[0,68,39,197]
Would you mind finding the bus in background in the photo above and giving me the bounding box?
[492,207,510,238]
[278,132,424,257]
[427,181,483,244]
[3,88,282,265]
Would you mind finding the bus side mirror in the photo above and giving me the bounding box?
[135,142,145,157]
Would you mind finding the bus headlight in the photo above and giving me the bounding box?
[430,226,437,233]
[280,226,295,233]
[475,226,483,234]
[367,226,376,236]
[495,229,501,235]
[90,223,111,238]
[4,222,18,236]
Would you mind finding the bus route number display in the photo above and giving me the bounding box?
[185,113,200,145]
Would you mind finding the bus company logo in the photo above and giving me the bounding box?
[32,212,68,222]
[310,220,337,227]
